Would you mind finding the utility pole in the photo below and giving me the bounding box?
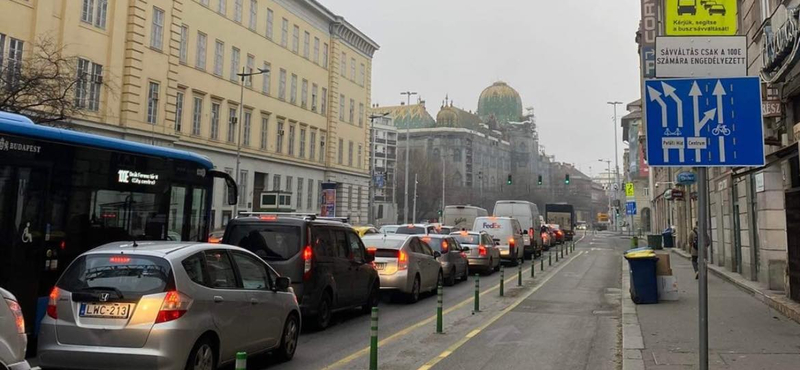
[608,101,623,231]
[412,173,418,224]
[401,91,417,224]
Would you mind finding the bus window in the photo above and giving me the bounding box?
[189,188,207,241]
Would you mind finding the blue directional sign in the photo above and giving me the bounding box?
[645,77,765,167]
[626,201,637,216]
[676,171,697,185]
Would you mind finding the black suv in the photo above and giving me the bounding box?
[223,215,379,329]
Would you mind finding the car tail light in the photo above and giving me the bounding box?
[397,250,408,270]
[46,287,59,319]
[509,238,515,247]
[259,215,278,221]
[5,298,25,334]
[441,241,449,253]
[478,245,487,257]
[302,245,313,281]
[155,291,192,324]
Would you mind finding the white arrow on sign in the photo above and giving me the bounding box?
[647,86,668,128]
[694,109,717,162]
[661,82,683,128]
[713,80,726,124]
[689,82,702,128]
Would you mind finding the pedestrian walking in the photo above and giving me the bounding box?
[690,222,709,280]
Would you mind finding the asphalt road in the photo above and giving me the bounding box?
[241,231,629,370]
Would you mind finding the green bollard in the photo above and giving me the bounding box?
[556,247,559,262]
[436,284,443,334]
[549,250,552,266]
[370,307,378,370]
[235,352,246,370]
[631,236,639,248]
[499,266,504,296]
[541,256,544,271]
[473,274,480,313]
[531,257,535,278]
[518,261,522,286]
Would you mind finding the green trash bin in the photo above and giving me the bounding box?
[647,234,663,250]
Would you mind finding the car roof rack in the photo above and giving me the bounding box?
[238,212,351,224]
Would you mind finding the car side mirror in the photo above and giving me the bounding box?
[433,251,442,258]
[209,170,239,206]
[275,276,291,292]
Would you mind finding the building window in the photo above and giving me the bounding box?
[260,115,269,150]
[357,144,362,168]
[311,83,318,112]
[297,178,304,210]
[350,57,355,80]
[200,0,209,6]
[248,0,257,30]
[309,130,316,161]
[210,102,220,140]
[301,79,308,108]
[223,168,234,205]
[299,128,306,158]
[347,186,353,210]
[261,62,271,94]
[243,110,252,146]
[339,94,345,121]
[281,18,288,47]
[292,25,299,53]
[196,32,207,70]
[320,133,326,163]
[151,7,165,50]
[278,69,286,100]
[272,174,281,191]
[348,141,354,166]
[349,99,355,123]
[214,40,224,76]
[313,37,320,64]
[81,0,95,24]
[192,96,203,135]
[75,58,103,111]
[453,148,461,162]
[4,37,23,87]
[303,31,310,58]
[276,120,284,153]
[358,103,364,127]
[146,81,160,124]
[227,107,237,143]
[230,47,240,82]
[238,170,248,207]
[316,180,323,207]
[266,9,274,39]
[290,74,297,104]
[307,179,314,211]
[245,54,254,87]
[357,186,362,212]
[286,176,293,192]
[217,0,226,15]
[340,52,346,76]
[322,43,328,68]
[82,0,108,29]
[359,63,365,86]
[179,25,189,64]
[175,91,185,132]
[288,124,295,156]
[315,89,325,117]
[234,0,243,22]
[338,138,344,164]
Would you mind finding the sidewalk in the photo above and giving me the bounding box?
[627,251,800,369]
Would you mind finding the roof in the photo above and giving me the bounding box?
[0,111,214,169]
[362,234,409,241]
[435,104,482,130]
[86,241,208,257]
[371,104,436,129]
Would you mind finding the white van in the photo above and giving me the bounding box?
[493,200,542,259]
[472,216,525,265]
[443,205,489,231]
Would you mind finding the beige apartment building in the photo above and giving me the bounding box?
[0,0,378,228]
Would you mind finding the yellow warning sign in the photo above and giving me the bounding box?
[625,183,635,198]
[664,0,737,36]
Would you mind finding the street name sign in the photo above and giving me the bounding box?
[645,77,765,167]
[676,171,697,185]
[656,36,746,77]
[664,0,737,36]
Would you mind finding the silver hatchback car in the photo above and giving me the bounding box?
[363,235,443,303]
[0,287,30,370]
[38,242,300,370]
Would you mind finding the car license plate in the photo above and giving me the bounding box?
[500,250,509,256]
[79,303,133,319]
[375,263,387,270]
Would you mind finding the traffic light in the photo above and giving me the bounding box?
[507,174,512,185]
[565,174,570,185]
[438,209,443,216]
[537,175,543,185]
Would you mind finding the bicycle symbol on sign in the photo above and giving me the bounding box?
[711,124,731,136]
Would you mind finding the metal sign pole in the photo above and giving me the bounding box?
[697,167,709,370]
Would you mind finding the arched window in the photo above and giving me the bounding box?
[453,171,463,187]
[453,149,461,163]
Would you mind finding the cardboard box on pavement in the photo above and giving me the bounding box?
[655,253,672,276]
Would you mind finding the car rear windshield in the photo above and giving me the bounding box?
[395,226,425,234]
[57,254,172,297]
[225,224,301,261]
[452,234,480,245]
[363,237,405,250]
[422,238,448,252]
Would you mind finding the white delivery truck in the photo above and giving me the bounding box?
[443,205,488,231]
[493,200,543,259]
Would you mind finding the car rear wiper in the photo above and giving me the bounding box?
[79,286,125,299]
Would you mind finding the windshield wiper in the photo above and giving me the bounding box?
[79,286,125,299]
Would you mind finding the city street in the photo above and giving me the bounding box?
[239,231,628,370]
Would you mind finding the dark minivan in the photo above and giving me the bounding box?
[223,216,379,329]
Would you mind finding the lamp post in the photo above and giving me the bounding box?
[233,66,270,217]
[368,112,390,225]
[607,101,623,231]
[400,91,417,224]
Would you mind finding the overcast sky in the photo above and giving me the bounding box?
[327,0,641,177]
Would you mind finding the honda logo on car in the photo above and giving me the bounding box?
[118,170,159,185]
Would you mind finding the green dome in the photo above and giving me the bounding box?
[477,81,523,125]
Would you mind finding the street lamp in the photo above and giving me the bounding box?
[233,66,270,217]
[400,91,417,224]
[607,101,623,231]
[368,112,390,225]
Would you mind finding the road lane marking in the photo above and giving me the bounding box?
[325,236,587,370]
[417,251,587,370]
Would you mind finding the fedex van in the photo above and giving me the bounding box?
[493,200,542,259]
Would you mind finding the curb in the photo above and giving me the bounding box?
[669,248,800,325]
[621,257,645,370]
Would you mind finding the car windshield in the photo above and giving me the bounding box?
[57,254,172,298]
[452,234,480,245]
[395,226,426,235]
[225,224,301,261]
[380,225,400,234]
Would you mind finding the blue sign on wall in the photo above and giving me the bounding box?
[626,201,637,216]
[676,171,697,185]
[645,77,765,167]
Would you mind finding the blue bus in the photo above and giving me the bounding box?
[0,111,236,341]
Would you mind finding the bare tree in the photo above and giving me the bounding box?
[0,35,111,125]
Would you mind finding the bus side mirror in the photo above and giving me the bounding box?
[209,170,239,206]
